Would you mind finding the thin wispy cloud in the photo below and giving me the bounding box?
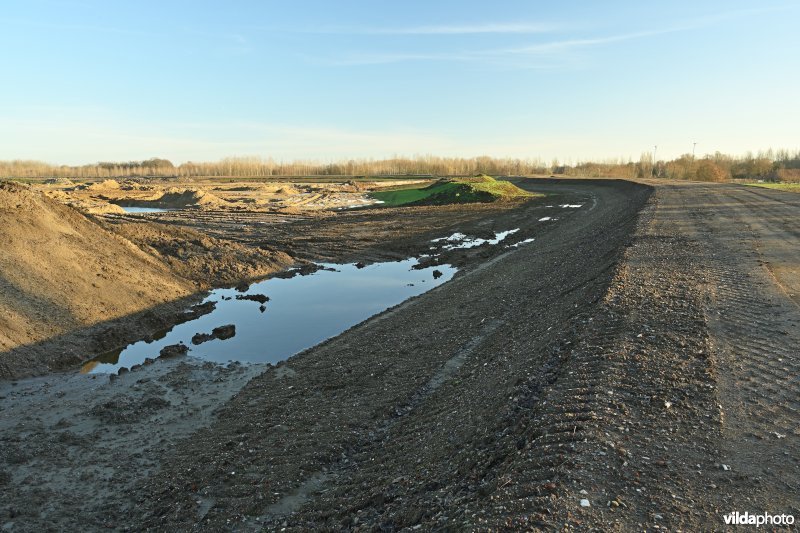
[317,51,475,67]
[316,29,671,67]
[312,6,790,68]
[361,22,557,35]
[281,21,558,36]
[499,28,679,55]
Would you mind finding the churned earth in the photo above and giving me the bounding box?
[1,178,798,531]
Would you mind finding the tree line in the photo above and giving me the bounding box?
[1,150,798,182]
[570,148,800,182]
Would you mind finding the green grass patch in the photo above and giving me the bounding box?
[370,175,538,207]
[744,182,800,193]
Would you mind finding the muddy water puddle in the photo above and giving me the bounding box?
[82,259,456,373]
[82,206,584,373]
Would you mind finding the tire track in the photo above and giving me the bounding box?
[675,183,800,504]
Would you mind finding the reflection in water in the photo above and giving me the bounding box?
[80,328,171,373]
[79,360,99,374]
[82,259,456,374]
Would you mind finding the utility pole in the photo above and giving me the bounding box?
[692,142,697,160]
[653,145,658,177]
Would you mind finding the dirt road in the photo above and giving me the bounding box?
[2,179,798,530]
[659,183,800,518]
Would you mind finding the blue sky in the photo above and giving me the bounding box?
[1,0,798,164]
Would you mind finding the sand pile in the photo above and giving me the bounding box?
[0,181,191,375]
[260,183,301,195]
[86,179,121,191]
[42,189,126,215]
[152,188,228,208]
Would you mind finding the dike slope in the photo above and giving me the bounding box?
[0,181,192,377]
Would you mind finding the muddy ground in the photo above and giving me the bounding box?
[1,178,799,530]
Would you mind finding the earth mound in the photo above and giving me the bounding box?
[0,181,191,377]
[85,179,122,191]
[156,188,228,208]
[370,175,536,207]
[105,220,293,289]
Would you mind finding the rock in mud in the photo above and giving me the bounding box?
[184,301,216,321]
[191,325,236,345]
[159,343,189,358]
[235,293,269,304]
[191,332,213,345]
[212,324,236,340]
[274,263,328,279]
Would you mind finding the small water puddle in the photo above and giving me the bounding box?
[432,229,519,250]
[81,259,456,373]
[509,238,536,248]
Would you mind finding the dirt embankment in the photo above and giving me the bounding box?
[104,221,293,289]
[0,182,196,377]
[124,187,230,209]
[0,182,294,378]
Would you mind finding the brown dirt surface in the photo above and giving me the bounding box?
[116,180,661,529]
[1,179,798,531]
[0,181,193,378]
[102,220,293,289]
[150,200,541,264]
[42,188,127,215]
[156,187,229,208]
[51,178,429,213]
[85,179,121,191]
[118,180,798,530]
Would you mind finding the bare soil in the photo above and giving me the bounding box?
[45,177,426,214]
[0,182,191,378]
[1,178,798,531]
